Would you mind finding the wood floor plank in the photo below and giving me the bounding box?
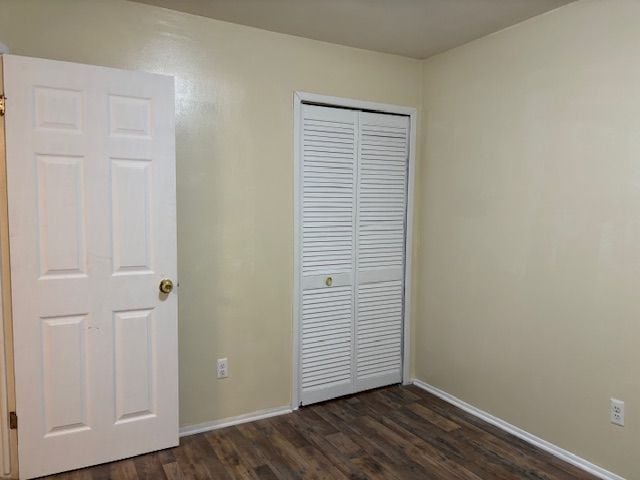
[133,453,167,480]
[385,406,526,480]
[174,436,217,480]
[359,414,482,480]
[40,385,600,480]
[253,464,279,480]
[324,431,362,457]
[301,430,370,480]
[319,404,435,480]
[161,462,184,480]
[86,463,112,480]
[263,424,330,480]
[224,426,268,470]
[235,423,300,480]
[108,460,139,480]
[406,402,461,432]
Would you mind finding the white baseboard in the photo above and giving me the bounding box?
[412,379,624,480]
[179,405,292,437]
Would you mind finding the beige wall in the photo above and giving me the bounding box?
[0,0,422,427]
[417,0,640,477]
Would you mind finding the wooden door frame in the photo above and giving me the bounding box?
[0,55,19,479]
[292,91,417,409]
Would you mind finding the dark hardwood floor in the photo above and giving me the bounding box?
[44,385,597,480]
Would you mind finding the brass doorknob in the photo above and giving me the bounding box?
[159,278,174,294]
[325,276,333,287]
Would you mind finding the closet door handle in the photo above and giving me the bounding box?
[325,276,333,287]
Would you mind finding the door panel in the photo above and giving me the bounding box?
[4,54,178,479]
[37,155,86,277]
[41,315,89,436]
[299,105,357,405]
[113,309,155,423]
[301,286,353,405]
[355,279,403,391]
[355,112,409,391]
[111,159,153,274]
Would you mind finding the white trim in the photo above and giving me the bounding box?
[295,92,417,117]
[411,379,625,480]
[0,55,16,480]
[179,405,292,437]
[292,92,302,410]
[402,100,416,386]
[292,91,417,409]
[0,250,9,477]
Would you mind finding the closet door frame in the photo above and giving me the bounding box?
[292,92,417,409]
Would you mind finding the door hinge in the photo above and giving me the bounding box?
[8,411,16,430]
[0,95,5,116]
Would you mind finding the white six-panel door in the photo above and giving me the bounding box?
[3,55,178,479]
[299,104,409,405]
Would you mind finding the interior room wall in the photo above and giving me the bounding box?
[416,0,639,477]
[0,0,422,428]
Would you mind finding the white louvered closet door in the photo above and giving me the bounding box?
[300,105,357,405]
[355,112,409,392]
[299,104,409,405]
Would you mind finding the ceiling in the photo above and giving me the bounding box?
[132,0,574,59]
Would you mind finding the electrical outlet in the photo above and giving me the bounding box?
[611,398,624,427]
[217,358,228,379]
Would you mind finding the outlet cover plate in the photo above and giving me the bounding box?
[611,398,624,427]
[217,358,228,379]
